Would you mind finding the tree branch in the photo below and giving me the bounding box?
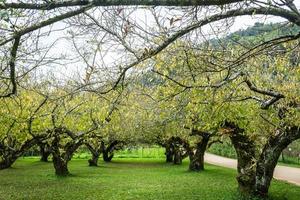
[0,0,246,10]
[244,78,285,109]
[0,5,93,47]
[0,36,21,98]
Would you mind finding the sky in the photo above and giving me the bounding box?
[29,2,300,82]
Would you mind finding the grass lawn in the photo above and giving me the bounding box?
[0,158,299,200]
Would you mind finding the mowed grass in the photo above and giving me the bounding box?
[0,158,299,200]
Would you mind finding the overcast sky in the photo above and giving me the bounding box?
[33,3,300,82]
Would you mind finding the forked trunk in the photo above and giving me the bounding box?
[225,121,300,198]
[86,143,101,166]
[101,141,121,162]
[103,150,114,162]
[88,154,99,166]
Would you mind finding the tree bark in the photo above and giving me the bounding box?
[103,149,114,162]
[173,147,182,165]
[224,121,256,195]
[101,141,122,162]
[189,135,210,171]
[50,128,83,176]
[0,137,40,170]
[86,143,101,166]
[52,156,69,176]
[39,144,51,162]
[168,136,188,165]
[88,154,99,166]
[0,156,17,170]
[224,121,300,198]
[165,142,174,163]
[254,126,300,198]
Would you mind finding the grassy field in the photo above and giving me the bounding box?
[0,158,299,200]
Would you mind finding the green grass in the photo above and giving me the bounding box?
[72,147,166,159]
[0,158,299,200]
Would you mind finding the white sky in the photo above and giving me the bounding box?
[28,3,300,83]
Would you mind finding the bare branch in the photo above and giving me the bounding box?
[0,5,93,47]
[0,36,21,98]
[0,0,247,10]
[244,77,285,109]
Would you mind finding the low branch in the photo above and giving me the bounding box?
[0,5,93,47]
[0,0,245,10]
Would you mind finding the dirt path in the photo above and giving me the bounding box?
[204,153,300,186]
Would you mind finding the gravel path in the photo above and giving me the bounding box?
[204,153,300,186]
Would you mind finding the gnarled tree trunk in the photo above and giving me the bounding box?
[0,137,40,170]
[52,155,69,176]
[0,156,17,170]
[102,148,114,162]
[254,126,300,198]
[224,121,256,195]
[224,121,300,198]
[87,143,102,166]
[188,133,210,171]
[51,128,83,176]
[166,137,188,165]
[101,140,123,162]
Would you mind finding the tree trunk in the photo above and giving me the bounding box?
[234,146,256,196]
[254,126,300,198]
[103,150,114,162]
[255,149,280,198]
[173,148,182,165]
[0,137,40,170]
[86,143,101,166]
[224,121,300,198]
[189,135,210,171]
[53,156,69,176]
[88,154,99,166]
[0,157,16,170]
[40,145,51,162]
[165,144,174,163]
[189,153,204,171]
[224,121,256,195]
[101,141,121,162]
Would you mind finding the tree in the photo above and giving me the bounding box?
[85,134,103,166]
[38,92,100,176]
[0,90,48,169]
[143,31,300,196]
[1,0,300,98]
[0,0,300,198]
[215,42,300,197]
